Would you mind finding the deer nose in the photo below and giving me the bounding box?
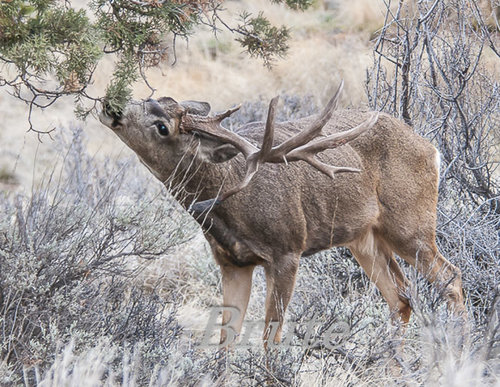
[102,100,123,121]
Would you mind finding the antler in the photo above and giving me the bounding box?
[182,81,380,213]
[180,104,257,158]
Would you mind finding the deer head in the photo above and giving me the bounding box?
[99,97,242,182]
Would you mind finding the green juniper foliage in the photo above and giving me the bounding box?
[0,1,101,88]
[0,0,312,120]
[90,0,198,115]
[103,53,139,118]
[236,11,290,68]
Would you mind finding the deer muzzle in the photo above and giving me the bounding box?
[99,100,124,130]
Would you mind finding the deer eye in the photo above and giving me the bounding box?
[155,121,169,136]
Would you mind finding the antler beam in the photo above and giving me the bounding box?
[180,105,258,158]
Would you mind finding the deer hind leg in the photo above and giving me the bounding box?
[262,254,300,349]
[349,229,411,324]
[390,236,465,315]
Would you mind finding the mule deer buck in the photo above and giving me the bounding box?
[99,82,465,347]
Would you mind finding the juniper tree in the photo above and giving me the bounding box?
[0,0,313,133]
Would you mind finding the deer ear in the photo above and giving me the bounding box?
[210,144,240,163]
[158,96,179,107]
[180,100,211,116]
[157,96,186,117]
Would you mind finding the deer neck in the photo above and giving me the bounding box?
[164,148,242,210]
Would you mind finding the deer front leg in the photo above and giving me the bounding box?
[206,234,257,347]
[219,263,255,347]
[263,254,300,349]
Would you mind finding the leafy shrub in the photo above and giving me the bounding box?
[0,127,199,385]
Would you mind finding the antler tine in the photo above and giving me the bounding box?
[190,98,278,214]
[304,157,361,178]
[191,158,260,214]
[280,113,379,178]
[217,96,280,202]
[288,112,380,159]
[213,104,242,121]
[268,80,344,160]
[258,96,279,161]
